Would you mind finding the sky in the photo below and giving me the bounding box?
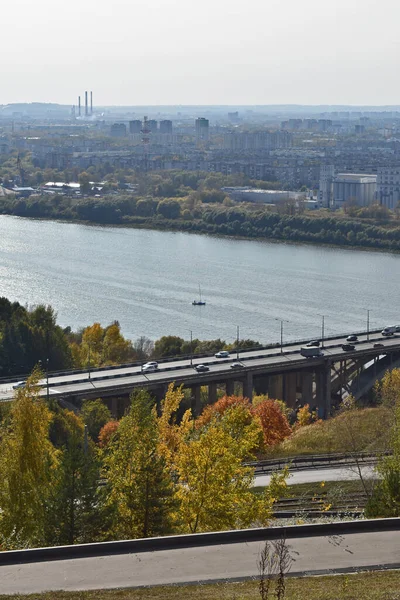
[1,0,399,106]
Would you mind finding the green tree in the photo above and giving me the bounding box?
[103,390,176,538]
[46,411,105,545]
[78,171,91,194]
[81,399,111,443]
[0,369,58,548]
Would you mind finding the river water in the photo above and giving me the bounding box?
[0,215,399,345]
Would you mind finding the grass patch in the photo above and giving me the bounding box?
[1,571,399,599]
[265,407,392,458]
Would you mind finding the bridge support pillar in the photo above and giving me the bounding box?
[301,372,313,405]
[208,382,218,405]
[111,397,119,419]
[268,374,283,400]
[243,372,253,401]
[315,363,331,419]
[226,379,235,396]
[283,372,297,408]
[253,375,269,396]
[191,385,201,417]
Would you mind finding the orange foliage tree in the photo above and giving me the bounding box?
[251,399,292,449]
[196,395,252,429]
[98,420,120,448]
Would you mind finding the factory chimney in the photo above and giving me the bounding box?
[85,91,88,117]
[78,96,81,117]
[90,91,93,115]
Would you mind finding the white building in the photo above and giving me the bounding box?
[377,166,400,210]
[332,173,377,208]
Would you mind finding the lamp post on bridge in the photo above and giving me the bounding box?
[317,314,325,348]
[362,308,371,341]
[274,318,289,354]
[236,325,240,360]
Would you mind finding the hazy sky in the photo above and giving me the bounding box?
[2,0,399,105]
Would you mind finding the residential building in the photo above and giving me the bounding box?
[195,118,209,142]
[159,120,173,134]
[377,166,400,210]
[129,120,142,134]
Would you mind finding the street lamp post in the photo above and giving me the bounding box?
[321,315,325,348]
[367,309,370,341]
[236,325,240,360]
[88,342,91,380]
[46,358,49,402]
[190,330,193,367]
[274,319,285,354]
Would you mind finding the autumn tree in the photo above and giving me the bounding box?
[103,390,176,539]
[98,420,120,448]
[0,369,58,548]
[81,399,111,443]
[252,398,292,450]
[175,405,271,533]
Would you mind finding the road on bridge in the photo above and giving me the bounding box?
[0,530,398,594]
[0,330,398,402]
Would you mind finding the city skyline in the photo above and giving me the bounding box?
[1,0,399,106]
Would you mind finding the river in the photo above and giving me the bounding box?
[0,215,399,345]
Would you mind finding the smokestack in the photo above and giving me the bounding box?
[90,91,93,115]
[78,96,81,117]
[85,91,88,116]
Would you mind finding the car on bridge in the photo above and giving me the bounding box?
[12,381,26,390]
[215,351,230,358]
[142,364,158,373]
[306,340,320,347]
[230,362,244,369]
[143,361,158,368]
[195,364,210,372]
[374,343,384,348]
[346,335,358,342]
[342,343,355,351]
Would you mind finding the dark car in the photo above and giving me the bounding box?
[342,343,355,351]
[346,335,358,342]
[195,364,209,372]
[374,343,384,348]
[306,340,320,347]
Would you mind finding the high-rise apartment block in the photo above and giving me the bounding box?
[160,120,173,134]
[129,120,142,134]
[377,166,400,209]
[147,120,158,133]
[195,117,209,142]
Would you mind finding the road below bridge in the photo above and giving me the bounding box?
[0,529,398,594]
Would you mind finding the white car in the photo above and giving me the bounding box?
[12,381,26,390]
[142,364,158,373]
[230,362,244,369]
[215,351,230,358]
[143,361,158,368]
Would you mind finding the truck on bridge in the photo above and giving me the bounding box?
[301,346,324,358]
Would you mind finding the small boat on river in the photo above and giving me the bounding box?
[192,285,206,306]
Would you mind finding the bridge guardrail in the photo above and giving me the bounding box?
[248,452,389,474]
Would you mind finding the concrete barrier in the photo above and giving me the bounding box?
[0,517,399,566]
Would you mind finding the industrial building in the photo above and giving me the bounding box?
[377,166,400,210]
[332,173,377,208]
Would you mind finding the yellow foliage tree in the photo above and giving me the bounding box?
[174,406,272,533]
[0,369,58,548]
[158,383,192,468]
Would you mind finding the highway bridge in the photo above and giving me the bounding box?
[1,329,400,418]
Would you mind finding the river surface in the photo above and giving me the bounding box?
[0,215,399,344]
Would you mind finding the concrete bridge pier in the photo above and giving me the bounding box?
[243,372,253,401]
[208,382,218,405]
[226,379,235,396]
[253,375,269,396]
[190,385,201,417]
[268,374,283,400]
[315,362,332,419]
[300,371,313,405]
[283,372,297,407]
